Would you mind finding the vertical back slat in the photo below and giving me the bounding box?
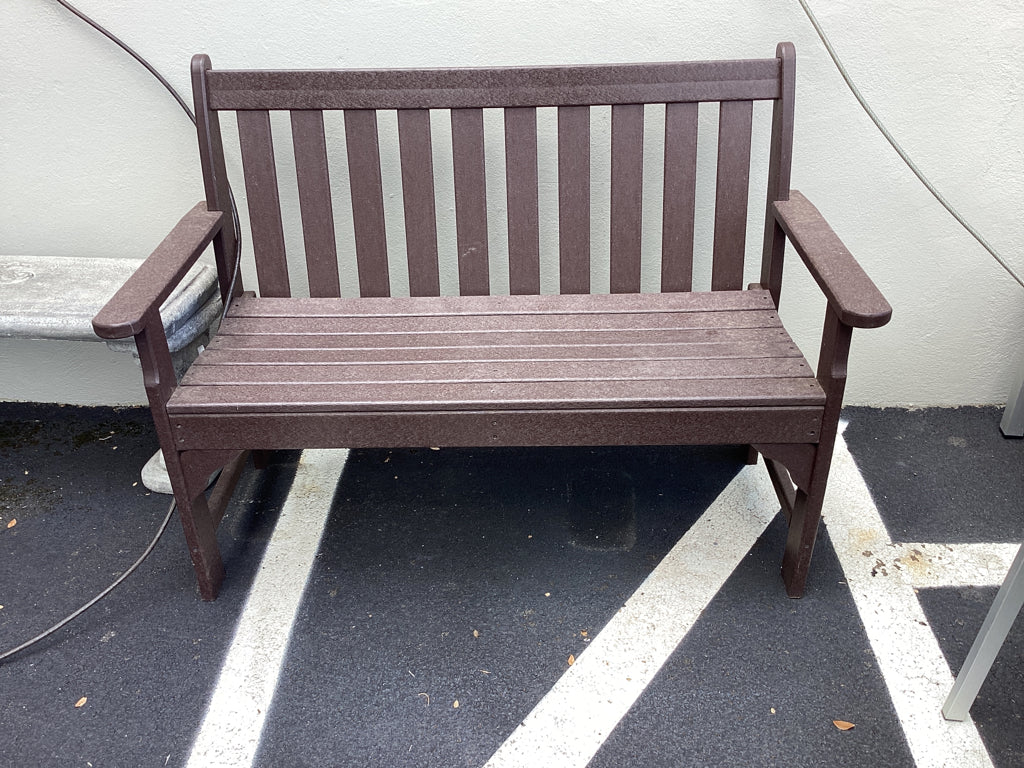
[236,109,291,297]
[397,109,441,297]
[760,42,796,306]
[609,104,645,293]
[660,102,699,292]
[711,99,753,291]
[450,108,490,296]
[504,107,541,295]
[290,110,342,298]
[344,109,390,297]
[557,106,591,294]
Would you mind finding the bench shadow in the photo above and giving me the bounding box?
[254,443,755,767]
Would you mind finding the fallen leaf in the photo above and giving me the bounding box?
[833,720,855,731]
[430,447,440,451]
[544,592,550,597]
[6,519,16,529]
[567,654,575,666]
[453,700,460,709]
[770,707,776,714]
[473,629,480,638]
[74,697,87,708]
[580,630,588,637]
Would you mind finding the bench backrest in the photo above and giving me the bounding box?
[192,44,794,303]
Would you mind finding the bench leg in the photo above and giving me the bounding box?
[133,319,227,599]
[176,487,225,601]
[781,487,823,598]
[757,442,833,597]
[779,425,840,598]
[781,306,852,598]
[164,447,228,601]
[173,449,252,600]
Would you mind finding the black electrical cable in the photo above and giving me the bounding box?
[3,1,244,663]
[0,500,177,664]
[53,0,195,121]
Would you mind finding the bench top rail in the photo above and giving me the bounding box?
[205,58,782,111]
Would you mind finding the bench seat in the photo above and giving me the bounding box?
[166,289,825,450]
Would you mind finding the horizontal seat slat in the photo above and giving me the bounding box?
[182,356,811,385]
[225,289,775,318]
[197,339,802,364]
[217,310,781,337]
[207,326,792,350]
[169,376,822,414]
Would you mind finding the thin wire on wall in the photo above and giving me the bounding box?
[797,0,1023,290]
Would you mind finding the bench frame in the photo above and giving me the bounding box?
[94,43,890,600]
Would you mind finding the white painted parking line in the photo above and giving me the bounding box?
[187,449,348,768]
[487,428,1004,768]
[824,433,994,768]
[484,464,779,768]
[884,542,1018,589]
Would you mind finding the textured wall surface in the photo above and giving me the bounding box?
[2,0,1021,405]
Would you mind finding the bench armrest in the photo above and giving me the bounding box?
[92,203,226,339]
[773,191,892,329]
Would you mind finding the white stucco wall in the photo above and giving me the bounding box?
[2,0,1022,406]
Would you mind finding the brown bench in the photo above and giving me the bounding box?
[93,43,891,600]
